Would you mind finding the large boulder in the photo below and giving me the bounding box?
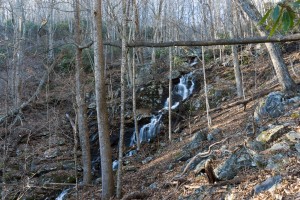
[256,125,289,144]
[254,92,285,122]
[214,147,255,180]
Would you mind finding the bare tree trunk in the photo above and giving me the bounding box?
[93,0,114,199]
[228,0,244,97]
[10,0,24,108]
[132,0,143,64]
[168,47,172,142]
[202,46,211,127]
[132,12,140,150]
[236,0,297,92]
[132,47,140,151]
[74,0,92,185]
[48,0,55,62]
[117,0,127,198]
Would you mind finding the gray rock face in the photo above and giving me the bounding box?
[253,175,282,195]
[184,129,207,150]
[215,147,254,180]
[254,92,285,122]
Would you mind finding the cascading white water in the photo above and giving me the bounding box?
[130,114,162,146]
[129,72,195,147]
[164,72,195,110]
[56,188,70,200]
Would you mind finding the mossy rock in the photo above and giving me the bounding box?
[256,125,288,144]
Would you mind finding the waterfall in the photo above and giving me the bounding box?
[129,72,195,146]
[164,72,195,110]
[56,188,70,200]
[130,114,162,146]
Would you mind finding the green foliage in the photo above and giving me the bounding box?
[259,0,300,36]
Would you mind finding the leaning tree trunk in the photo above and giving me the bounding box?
[93,0,114,199]
[236,0,297,92]
[74,0,92,184]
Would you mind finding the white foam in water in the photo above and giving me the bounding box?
[164,72,195,110]
[130,72,195,147]
[130,114,162,146]
[56,188,70,200]
[112,160,119,171]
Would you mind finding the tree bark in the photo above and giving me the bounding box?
[202,46,211,127]
[236,0,297,92]
[125,34,300,48]
[93,0,114,199]
[74,0,92,185]
[228,0,244,97]
[117,0,127,198]
[168,47,172,142]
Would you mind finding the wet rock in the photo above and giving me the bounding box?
[256,125,288,144]
[215,147,255,180]
[253,175,282,195]
[142,157,153,164]
[286,131,300,143]
[44,148,60,158]
[254,92,285,122]
[184,129,207,150]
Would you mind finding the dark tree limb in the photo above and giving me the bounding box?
[0,53,64,125]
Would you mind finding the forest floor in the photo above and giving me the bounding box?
[0,42,300,200]
[80,43,300,199]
